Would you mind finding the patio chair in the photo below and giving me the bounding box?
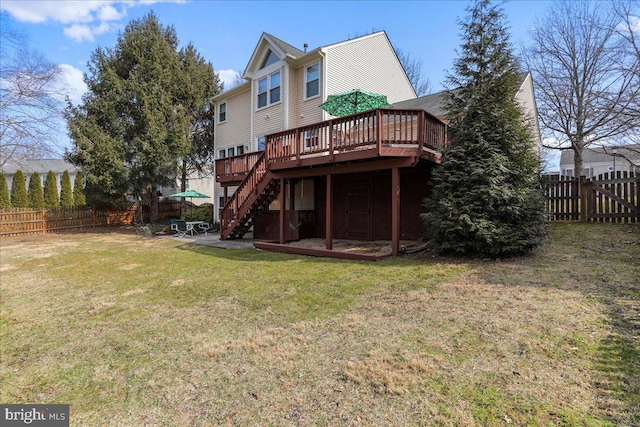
[197,222,210,235]
[171,219,190,238]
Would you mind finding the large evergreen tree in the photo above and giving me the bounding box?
[10,170,28,207]
[66,12,196,219]
[176,43,221,214]
[27,172,44,209]
[73,172,86,206]
[0,173,11,208]
[60,170,73,207]
[423,0,546,258]
[44,170,59,208]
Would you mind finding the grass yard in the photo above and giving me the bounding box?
[0,223,638,426]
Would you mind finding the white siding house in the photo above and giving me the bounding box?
[212,31,417,219]
[2,159,79,193]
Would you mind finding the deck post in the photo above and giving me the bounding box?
[329,119,334,162]
[377,109,383,157]
[391,167,400,256]
[280,178,286,244]
[326,174,333,250]
[223,186,228,205]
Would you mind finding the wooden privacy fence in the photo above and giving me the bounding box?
[544,172,639,223]
[0,206,149,236]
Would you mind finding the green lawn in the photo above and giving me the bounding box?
[1,223,638,426]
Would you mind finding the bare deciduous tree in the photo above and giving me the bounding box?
[395,48,432,96]
[0,26,66,168]
[525,1,640,176]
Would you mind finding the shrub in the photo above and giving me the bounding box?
[73,172,86,206]
[28,172,45,209]
[182,204,213,224]
[44,170,59,208]
[0,172,10,208]
[10,170,28,208]
[60,170,73,207]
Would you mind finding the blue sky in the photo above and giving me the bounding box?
[1,0,556,160]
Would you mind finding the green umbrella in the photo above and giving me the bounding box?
[319,89,391,117]
[170,190,210,216]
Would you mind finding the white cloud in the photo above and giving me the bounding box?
[55,64,88,105]
[98,5,125,22]
[1,1,185,42]
[218,69,243,90]
[0,1,110,24]
[63,24,95,43]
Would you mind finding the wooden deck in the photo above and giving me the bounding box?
[215,108,446,184]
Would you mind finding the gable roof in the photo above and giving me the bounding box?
[1,159,78,174]
[393,72,531,119]
[559,144,640,166]
[264,33,306,59]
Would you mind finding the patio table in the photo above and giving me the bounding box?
[186,221,204,236]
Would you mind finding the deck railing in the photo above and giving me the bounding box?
[215,108,447,183]
[219,151,269,230]
[266,108,446,165]
[215,151,262,182]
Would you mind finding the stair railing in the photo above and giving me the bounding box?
[220,151,269,238]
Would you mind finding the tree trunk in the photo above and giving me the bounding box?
[150,187,159,223]
[180,159,187,217]
[574,144,584,178]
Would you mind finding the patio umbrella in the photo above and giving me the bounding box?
[170,189,210,216]
[319,89,391,117]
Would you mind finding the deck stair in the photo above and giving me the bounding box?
[220,152,279,240]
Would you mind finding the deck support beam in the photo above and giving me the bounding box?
[391,167,400,256]
[326,174,333,250]
[279,178,285,244]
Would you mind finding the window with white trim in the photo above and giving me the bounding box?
[257,70,281,109]
[218,149,226,159]
[227,147,235,157]
[257,136,266,151]
[236,145,245,155]
[218,102,226,123]
[305,62,319,99]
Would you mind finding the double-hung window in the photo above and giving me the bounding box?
[218,102,226,123]
[305,62,319,99]
[257,70,281,109]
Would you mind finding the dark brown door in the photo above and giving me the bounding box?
[347,180,371,240]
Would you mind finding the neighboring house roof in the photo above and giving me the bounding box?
[393,72,530,119]
[392,91,447,118]
[1,159,78,174]
[559,144,640,166]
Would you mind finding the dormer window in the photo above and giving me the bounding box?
[261,50,279,69]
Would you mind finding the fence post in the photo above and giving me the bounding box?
[580,176,588,223]
[42,209,47,234]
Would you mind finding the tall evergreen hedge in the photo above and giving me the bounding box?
[10,170,28,208]
[44,170,60,208]
[60,170,73,207]
[423,0,546,258]
[0,173,11,208]
[73,172,86,206]
[28,172,45,209]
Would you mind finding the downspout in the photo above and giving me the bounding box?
[283,64,289,129]
[250,79,255,151]
[320,48,328,121]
